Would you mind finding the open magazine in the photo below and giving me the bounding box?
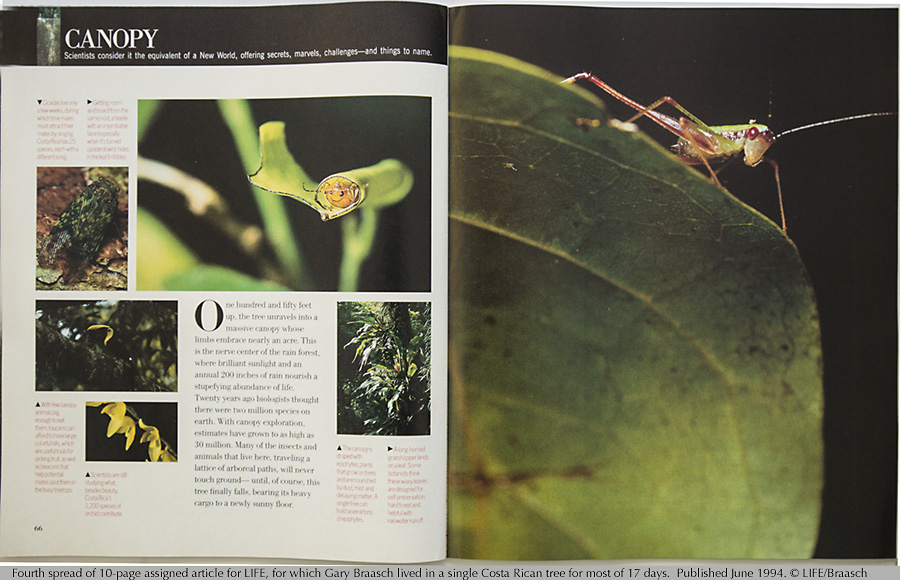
[1,1,896,563]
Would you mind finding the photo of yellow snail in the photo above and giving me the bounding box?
[85,401,177,462]
[35,300,178,392]
[136,96,432,293]
[35,166,128,291]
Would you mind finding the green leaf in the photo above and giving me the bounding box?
[135,209,198,291]
[161,265,291,292]
[137,99,163,143]
[219,101,312,289]
[136,208,289,292]
[247,121,318,210]
[448,47,823,559]
[248,121,414,221]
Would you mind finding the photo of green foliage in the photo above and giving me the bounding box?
[36,300,177,392]
[137,97,432,292]
[86,402,177,462]
[338,302,431,436]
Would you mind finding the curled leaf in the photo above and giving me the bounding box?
[248,121,413,220]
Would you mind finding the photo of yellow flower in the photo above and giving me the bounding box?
[86,402,176,462]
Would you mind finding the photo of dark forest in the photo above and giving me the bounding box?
[337,302,431,436]
[36,300,177,392]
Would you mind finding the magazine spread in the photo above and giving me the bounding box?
[1,2,448,563]
[2,1,898,565]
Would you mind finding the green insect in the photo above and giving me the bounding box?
[561,72,895,232]
[38,177,120,278]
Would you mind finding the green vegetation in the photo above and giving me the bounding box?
[338,302,431,436]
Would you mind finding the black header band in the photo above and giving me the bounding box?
[4,2,448,66]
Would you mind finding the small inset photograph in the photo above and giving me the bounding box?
[86,401,177,462]
[136,96,431,292]
[36,167,128,291]
[337,301,431,436]
[36,300,177,392]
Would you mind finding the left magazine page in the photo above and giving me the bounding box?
[0,2,448,562]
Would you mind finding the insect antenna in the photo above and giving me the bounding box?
[777,112,896,139]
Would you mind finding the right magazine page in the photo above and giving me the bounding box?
[447,6,897,560]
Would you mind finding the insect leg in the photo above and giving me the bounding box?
[765,158,787,233]
[562,73,720,142]
[562,73,723,179]
[626,94,719,137]
[562,73,685,137]
[676,118,723,187]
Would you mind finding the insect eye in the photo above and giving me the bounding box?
[747,127,759,140]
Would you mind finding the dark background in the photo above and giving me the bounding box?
[2,3,448,66]
[451,6,897,558]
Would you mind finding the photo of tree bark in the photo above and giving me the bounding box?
[35,300,178,392]
[337,302,431,436]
